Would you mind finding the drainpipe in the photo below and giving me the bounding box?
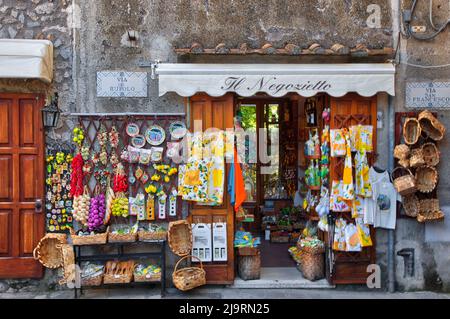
[387,94,396,293]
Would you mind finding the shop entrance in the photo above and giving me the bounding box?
[0,93,45,279]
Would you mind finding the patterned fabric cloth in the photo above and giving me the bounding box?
[355,149,373,197]
[342,129,354,200]
[330,129,346,157]
[350,125,373,153]
[330,180,351,212]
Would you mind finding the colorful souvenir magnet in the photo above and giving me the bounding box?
[158,192,167,220]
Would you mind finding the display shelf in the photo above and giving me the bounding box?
[73,240,166,298]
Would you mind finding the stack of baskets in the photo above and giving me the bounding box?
[168,220,206,291]
[296,244,325,281]
[395,110,445,222]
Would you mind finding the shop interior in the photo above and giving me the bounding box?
[235,94,331,282]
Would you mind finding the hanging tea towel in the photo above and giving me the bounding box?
[342,129,354,201]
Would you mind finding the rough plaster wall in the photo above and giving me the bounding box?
[393,0,450,292]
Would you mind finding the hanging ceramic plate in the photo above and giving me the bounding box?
[169,121,187,140]
[126,123,140,137]
[131,135,146,148]
[145,125,166,146]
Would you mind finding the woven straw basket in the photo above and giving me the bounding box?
[394,144,410,160]
[402,194,420,218]
[410,148,425,168]
[403,118,422,145]
[33,233,68,269]
[70,227,109,245]
[417,198,445,223]
[415,166,438,193]
[138,230,167,242]
[418,110,446,141]
[391,167,417,196]
[172,255,206,292]
[103,261,135,284]
[168,220,193,257]
[108,232,137,243]
[422,143,440,166]
[297,246,325,281]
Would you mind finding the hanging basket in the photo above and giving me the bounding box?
[394,144,410,160]
[403,118,422,145]
[58,244,75,286]
[409,148,425,168]
[418,110,446,141]
[415,166,438,193]
[391,167,417,196]
[398,158,410,169]
[33,233,68,269]
[417,198,445,223]
[402,194,419,218]
[421,143,440,166]
[168,220,193,257]
[172,255,206,292]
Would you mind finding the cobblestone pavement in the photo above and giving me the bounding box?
[1,287,450,299]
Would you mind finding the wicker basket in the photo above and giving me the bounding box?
[172,255,206,291]
[58,244,75,286]
[415,166,438,193]
[403,118,422,145]
[398,158,410,169]
[297,246,325,281]
[422,143,440,166]
[168,220,193,257]
[419,110,446,141]
[134,272,162,283]
[108,232,137,243]
[70,227,109,246]
[391,167,417,196]
[138,230,167,242]
[402,194,419,218]
[33,233,67,269]
[410,148,425,168]
[417,198,445,223]
[394,144,410,160]
[81,274,103,287]
[103,261,135,284]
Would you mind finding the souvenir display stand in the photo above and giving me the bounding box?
[73,240,166,298]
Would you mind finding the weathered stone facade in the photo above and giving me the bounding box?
[1,0,450,292]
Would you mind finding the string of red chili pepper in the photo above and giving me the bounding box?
[113,174,128,193]
[70,153,84,197]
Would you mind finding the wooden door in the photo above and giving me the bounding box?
[188,93,235,284]
[0,93,45,279]
[328,94,377,285]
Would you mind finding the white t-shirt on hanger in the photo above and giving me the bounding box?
[364,167,397,230]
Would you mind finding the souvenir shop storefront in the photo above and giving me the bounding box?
[153,62,396,285]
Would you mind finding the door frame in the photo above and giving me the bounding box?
[0,92,46,279]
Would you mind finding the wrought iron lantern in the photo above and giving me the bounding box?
[42,93,61,129]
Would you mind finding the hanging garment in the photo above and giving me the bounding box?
[201,130,225,206]
[342,129,354,200]
[233,148,247,213]
[344,223,362,252]
[352,196,366,219]
[355,149,373,197]
[355,217,373,247]
[333,218,347,251]
[330,129,347,157]
[330,180,351,212]
[365,167,398,230]
[350,125,373,153]
[178,159,211,203]
[228,153,236,208]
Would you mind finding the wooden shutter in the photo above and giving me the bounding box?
[188,93,235,284]
[329,94,377,285]
[0,93,45,278]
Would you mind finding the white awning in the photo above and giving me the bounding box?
[156,63,395,98]
[0,39,54,83]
